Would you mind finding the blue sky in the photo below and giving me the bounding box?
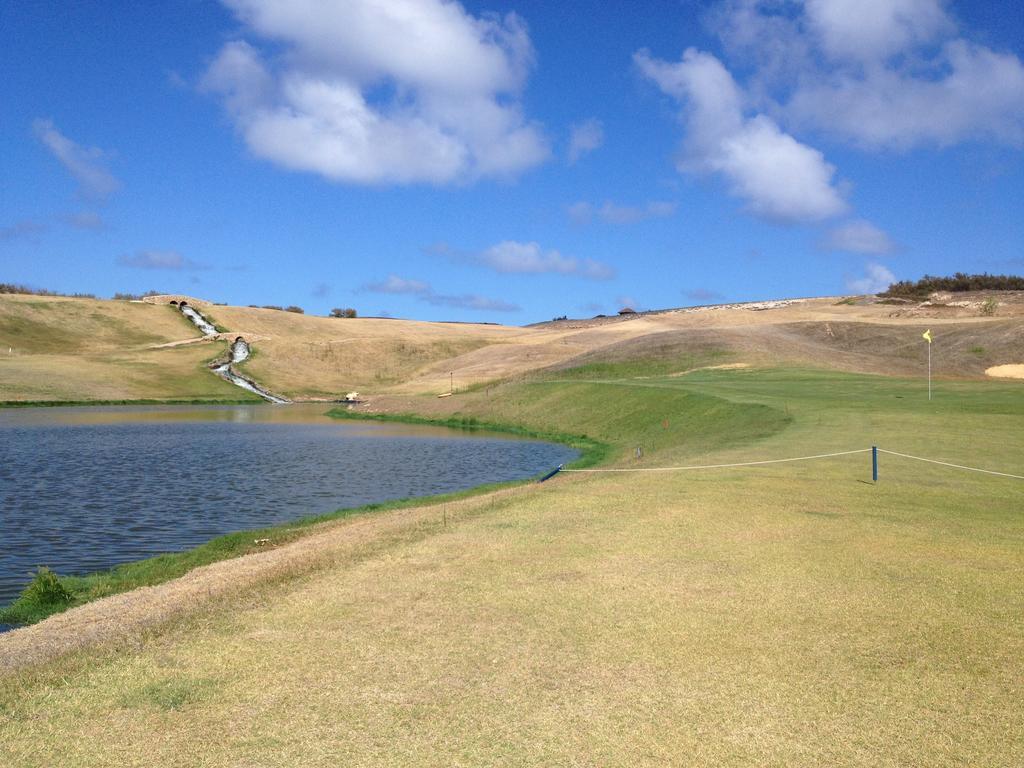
[2,0,1023,323]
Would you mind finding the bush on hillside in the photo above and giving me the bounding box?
[330,308,357,318]
[881,273,1024,298]
[284,305,305,314]
[1,283,96,299]
[112,290,163,301]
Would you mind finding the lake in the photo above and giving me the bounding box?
[0,404,577,607]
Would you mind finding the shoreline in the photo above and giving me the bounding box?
[0,480,564,675]
[0,406,602,637]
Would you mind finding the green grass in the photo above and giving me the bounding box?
[376,374,794,465]
[326,409,611,468]
[537,348,729,381]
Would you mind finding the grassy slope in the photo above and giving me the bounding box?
[3,360,1023,765]
[0,296,257,404]
[204,304,515,397]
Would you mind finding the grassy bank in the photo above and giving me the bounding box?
[326,408,611,468]
[0,478,540,627]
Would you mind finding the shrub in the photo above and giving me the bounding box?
[284,305,305,314]
[330,308,357,318]
[881,273,1024,298]
[980,298,998,316]
[112,290,162,301]
[0,567,74,625]
[1,283,96,299]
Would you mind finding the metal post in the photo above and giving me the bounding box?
[538,464,563,483]
[872,445,878,482]
[927,343,932,401]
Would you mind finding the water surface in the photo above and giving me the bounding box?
[0,404,576,606]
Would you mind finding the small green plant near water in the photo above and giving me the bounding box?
[0,567,73,624]
[0,470,572,627]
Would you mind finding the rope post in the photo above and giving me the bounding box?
[872,446,878,483]
[538,464,563,483]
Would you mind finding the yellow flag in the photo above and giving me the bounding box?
[923,329,932,344]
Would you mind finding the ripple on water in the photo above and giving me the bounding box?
[0,407,578,607]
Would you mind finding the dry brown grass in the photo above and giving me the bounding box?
[207,298,1024,396]
[0,295,249,402]
[2,461,1021,766]
[5,293,1023,403]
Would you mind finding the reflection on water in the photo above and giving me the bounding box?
[0,405,576,607]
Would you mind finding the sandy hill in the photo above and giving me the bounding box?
[2,291,1023,404]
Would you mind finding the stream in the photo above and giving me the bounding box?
[178,303,289,404]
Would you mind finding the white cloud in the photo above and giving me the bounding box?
[567,119,604,164]
[364,275,432,295]
[787,40,1024,149]
[821,220,897,254]
[804,0,952,63]
[710,1,1024,150]
[33,119,120,201]
[424,292,519,312]
[476,241,614,279]
[846,262,896,294]
[636,48,847,222]
[202,0,549,185]
[599,200,676,224]
[118,250,204,270]
[363,274,518,312]
[569,200,677,225]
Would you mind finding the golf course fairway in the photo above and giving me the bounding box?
[2,362,1022,767]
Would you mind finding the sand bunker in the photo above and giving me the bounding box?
[669,363,751,377]
[985,364,1024,379]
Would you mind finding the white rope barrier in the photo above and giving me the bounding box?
[560,448,871,473]
[876,449,1024,480]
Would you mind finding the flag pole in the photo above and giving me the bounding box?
[923,329,933,401]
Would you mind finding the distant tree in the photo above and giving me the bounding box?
[261,305,283,311]
[284,305,305,314]
[330,307,357,318]
[881,272,1024,298]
